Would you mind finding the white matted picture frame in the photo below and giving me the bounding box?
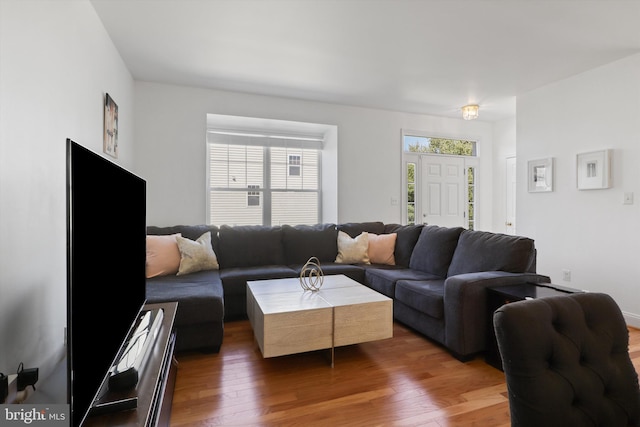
[528,157,554,193]
[577,149,611,190]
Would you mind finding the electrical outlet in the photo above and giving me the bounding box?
[562,269,571,282]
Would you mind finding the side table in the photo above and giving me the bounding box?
[485,282,582,370]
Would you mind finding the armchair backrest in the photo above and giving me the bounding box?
[494,293,640,427]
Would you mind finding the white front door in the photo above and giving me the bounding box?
[505,156,516,234]
[421,155,466,227]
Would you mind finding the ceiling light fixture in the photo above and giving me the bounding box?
[462,104,479,120]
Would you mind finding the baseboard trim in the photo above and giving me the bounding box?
[623,311,640,328]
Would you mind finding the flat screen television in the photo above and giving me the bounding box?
[66,139,147,426]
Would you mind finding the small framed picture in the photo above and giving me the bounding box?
[103,93,118,158]
[577,149,611,190]
[528,157,554,193]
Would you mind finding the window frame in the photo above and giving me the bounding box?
[401,130,479,227]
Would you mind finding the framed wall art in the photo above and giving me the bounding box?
[103,93,118,158]
[528,157,554,193]
[577,149,611,190]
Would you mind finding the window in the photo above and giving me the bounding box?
[404,135,476,155]
[467,166,475,230]
[207,130,322,226]
[406,162,416,225]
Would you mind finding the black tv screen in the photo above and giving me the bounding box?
[66,139,147,426]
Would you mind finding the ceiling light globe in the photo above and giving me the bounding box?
[462,105,479,120]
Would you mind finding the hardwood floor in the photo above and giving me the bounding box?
[170,321,640,426]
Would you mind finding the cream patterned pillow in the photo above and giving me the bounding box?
[335,231,370,264]
[176,232,219,275]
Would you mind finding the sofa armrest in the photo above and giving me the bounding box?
[443,271,551,358]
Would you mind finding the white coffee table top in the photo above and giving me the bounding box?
[248,274,360,293]
[247,274,389,309]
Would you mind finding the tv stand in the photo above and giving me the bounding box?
[84,302,178,427]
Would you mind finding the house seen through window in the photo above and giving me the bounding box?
[247,184,260,207]
[288,155,301,176]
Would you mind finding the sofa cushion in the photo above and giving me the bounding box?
[146,269,224,327]
[395,279,446,319]
[219,265,299,297]
[383,224,424,267]
[335,231,370,264]
[176,232,219,275]
[409,225,464,277]
[337,221,385,238]
[447,230,536,277]
[146,233,182,278]
[365,267,442,298]
[220,265,299,319]
[218,225,285,268]
[282,223,337,264]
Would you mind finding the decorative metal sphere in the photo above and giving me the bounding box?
[299,257,324,291]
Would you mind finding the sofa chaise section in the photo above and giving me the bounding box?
[146,270,224,352]
[146,224,224,353]
[391,227,549,360]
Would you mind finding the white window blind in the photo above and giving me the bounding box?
[207,130,322,226]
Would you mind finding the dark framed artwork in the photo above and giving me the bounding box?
[103,93,118,158]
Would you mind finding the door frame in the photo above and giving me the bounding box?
[505,156,516,234]
[402,152,478,227]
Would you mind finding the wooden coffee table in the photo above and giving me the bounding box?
[246,274,393,366]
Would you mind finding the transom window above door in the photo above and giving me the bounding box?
[404,135,476,156]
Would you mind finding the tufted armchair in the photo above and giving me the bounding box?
[493,292,640,427]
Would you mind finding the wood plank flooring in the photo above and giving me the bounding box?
[170,320,640,426]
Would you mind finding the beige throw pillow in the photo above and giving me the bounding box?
[146,233,182,278]
[176,231,219,275]
[368,233,396,265]
[335,231,370,264]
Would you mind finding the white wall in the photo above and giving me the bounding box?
[517,53,640,325]
[135,81,496,230]
[0,0,134,379]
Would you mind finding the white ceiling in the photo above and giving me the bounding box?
[90,0,640,122]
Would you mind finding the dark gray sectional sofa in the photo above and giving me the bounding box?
[146,221,550,360]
